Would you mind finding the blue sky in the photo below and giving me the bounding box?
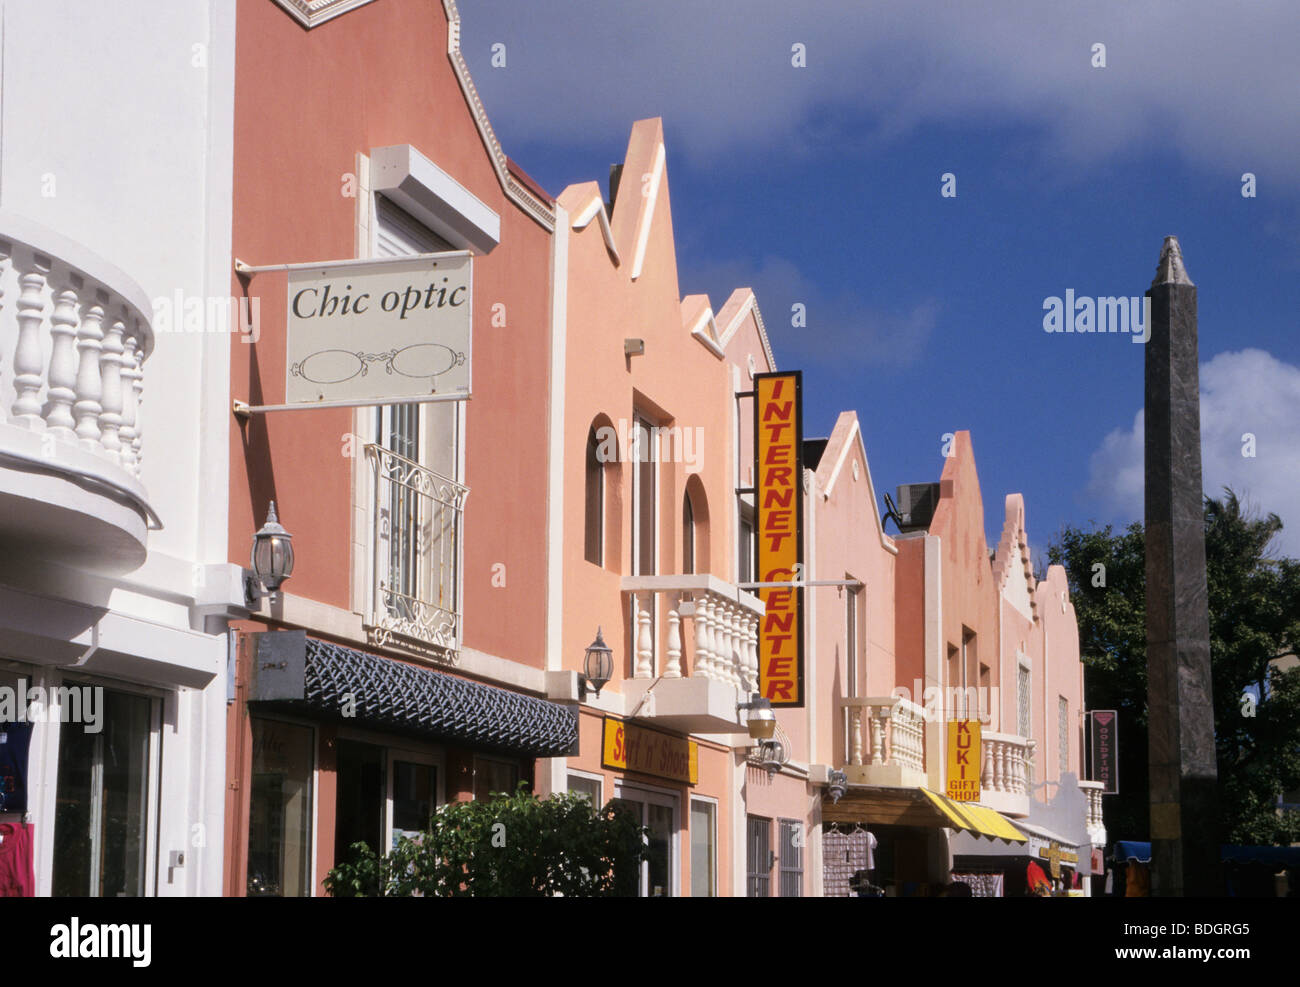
[462,0,1300,562]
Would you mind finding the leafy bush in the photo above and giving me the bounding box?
[324,783,645,897]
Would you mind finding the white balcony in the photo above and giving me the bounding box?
[979,731,1036,818]
[364,442,468,661]
[619,574,765,734]
[0,212,157,574]
[839,696,928,788]
[1079,779,1107,846]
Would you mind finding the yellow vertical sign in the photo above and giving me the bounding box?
[754,371,804,707]
[946,719,981,801]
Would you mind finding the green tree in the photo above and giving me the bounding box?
[323,783,646,897]
[1048,490,1300,845]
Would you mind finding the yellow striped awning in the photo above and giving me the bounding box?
[919,789,1027,844]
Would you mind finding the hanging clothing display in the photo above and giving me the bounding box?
[0,823,34,897]
[952,871,1004,897]
[0,722,32,814]
[1026,860,1052,894]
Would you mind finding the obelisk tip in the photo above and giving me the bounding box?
[1152,235,1194,287]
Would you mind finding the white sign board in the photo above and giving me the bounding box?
[285,252,471,406]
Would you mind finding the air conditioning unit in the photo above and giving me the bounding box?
[895,483,941,532]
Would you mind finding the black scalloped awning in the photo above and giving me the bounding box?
[250,633,577,757]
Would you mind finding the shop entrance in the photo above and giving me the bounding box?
[334,739,443,866]
[335,740,385,865]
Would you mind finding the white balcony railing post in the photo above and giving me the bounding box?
[73,295,105,448]
[46,284,80,438]
[694,595,713,679]
[12,266,48,427]
[635,606,653,678]
[99,317,125,460]
[665,609,682,678]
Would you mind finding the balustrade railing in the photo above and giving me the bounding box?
[621,575,764,691]
[980,731,1036,796]
[0,214,153,479]
[841,696,927,776]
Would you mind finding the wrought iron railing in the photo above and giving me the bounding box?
[365,442,468,656]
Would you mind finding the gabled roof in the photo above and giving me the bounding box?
[273,1,556,230]
[993,493,1038,622]
[814,411,898,556]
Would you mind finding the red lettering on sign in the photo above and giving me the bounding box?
[762,465,791,487]
[763,444,791,465]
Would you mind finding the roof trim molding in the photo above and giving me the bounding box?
[716,288,777,372]
[441,0,556,232]
[272,0,379,29]
[569,187,622,265]
[685,301,726,359]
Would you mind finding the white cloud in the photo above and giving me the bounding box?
[1087,348,1300,556]
[464,1,1300,180]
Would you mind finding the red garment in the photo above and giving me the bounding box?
[1026,860,1051,893]
[0,823,34,897]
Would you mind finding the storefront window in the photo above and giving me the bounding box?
[690,799,716,897]
[247,718,314,897]
[52,686,153,897]
[567,774,602,805]
[472,756,519,800]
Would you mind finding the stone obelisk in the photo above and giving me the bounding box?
[1144,236,1220,896]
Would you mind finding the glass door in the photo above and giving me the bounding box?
[613,786,678,897]
[52,687,155,897]
[334,740,386,866]
[387,753,440,850]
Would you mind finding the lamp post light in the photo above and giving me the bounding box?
[579,627,613,699]
[828,769,848,804]
[737,693,776,741]
[245,500,295,608]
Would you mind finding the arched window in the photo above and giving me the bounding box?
[585,426,603,565]
[683,489,696,574]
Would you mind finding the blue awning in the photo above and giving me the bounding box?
[1111,841,1300,867]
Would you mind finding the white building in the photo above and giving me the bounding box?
[0,1,241,895]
